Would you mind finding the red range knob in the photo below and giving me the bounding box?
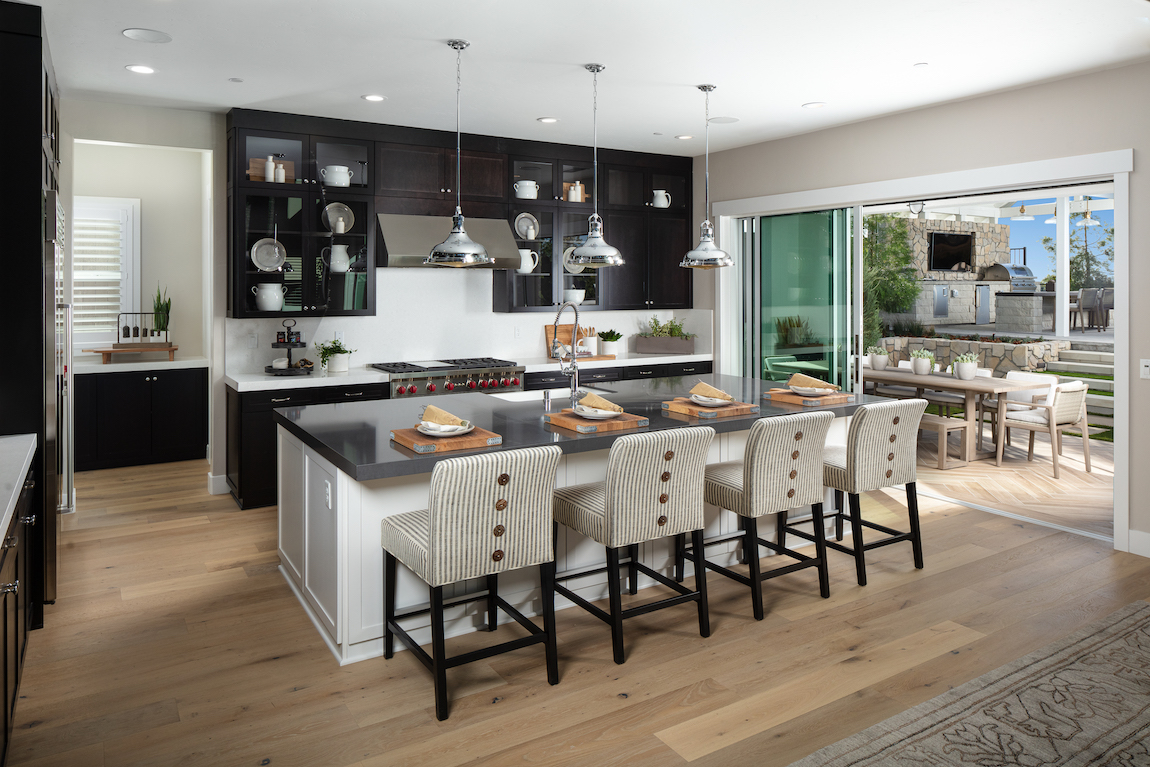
[488,379,498,388]
[427,383,436,392]
[395,385,406,395]
[467,380,477,390]
[445,382,455,391]
[511,377,520,386]
[499,378,508,387]
[479,380,488,389]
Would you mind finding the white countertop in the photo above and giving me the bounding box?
[74,356,209,375]
[520,352,712,373]
[225,367,389,392]
[0,435,36,536]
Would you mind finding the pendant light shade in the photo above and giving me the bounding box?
[425,40,490,267]
[681,84,732,270]
[1011,203,1033,221]
[570,64,623,268]
[1077,199,1100,227]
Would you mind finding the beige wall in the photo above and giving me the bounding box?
[73,143,204,356]
[700,59,1150,534]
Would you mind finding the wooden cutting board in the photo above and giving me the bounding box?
[389,426,502,454]
[545,324,601,358]
[247,158,297,183]
[661,398,759,419]
[764,389,854,407]
[544,409,649,434]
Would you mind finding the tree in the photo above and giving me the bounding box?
[862,214,919,348]
[1040,212,1114,289]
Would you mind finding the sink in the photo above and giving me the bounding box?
[489,386,611,403]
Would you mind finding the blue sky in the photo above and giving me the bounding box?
[997,197,1113,280]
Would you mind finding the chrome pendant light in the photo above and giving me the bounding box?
[569,64,624,268]
[425,40,490,267]
[681,84,732,270]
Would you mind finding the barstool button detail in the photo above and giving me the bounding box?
[497,473,510,486]
[794,431,803,441]
[789,469,797,479]
[889,434,897,443]
[787,488,795,498]
[893,416,900,425]
[661,471,671,482]
[885,469,893,478]
[495,499,508,511]
[492,550,504,562]
[659,493,668,504]
[664,450,674,461]
[791,450,800,460]
[888,452,895,461]
[657,515,668,526]
[493,525,505,537]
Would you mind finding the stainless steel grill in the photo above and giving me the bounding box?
[371,358,525,398]
[985,263,1037,292]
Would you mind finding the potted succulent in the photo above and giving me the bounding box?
[909,348,935,376]
[634,317,695,355]
[315,339,357,374]
[598,329,624,358]
[865,345,889,371]
[953,351,978,381]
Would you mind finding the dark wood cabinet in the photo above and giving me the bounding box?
[75,368,208,472]
[648,213,693,309]
[602,211,650,309]
[0,466,35,765]
[526,361,711,390]
[449,149,506,201]
[376,144,506,203]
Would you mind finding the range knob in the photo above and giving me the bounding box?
[467,380,477,390]
[511,377,521,386]
[427,383,436,392]
[445,382,455,391]
[478,379,488,389]
[499,378,508,387]
[395,385,406,395]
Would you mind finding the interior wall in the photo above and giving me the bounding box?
[73,143,204,357]
[700,58,1150,535]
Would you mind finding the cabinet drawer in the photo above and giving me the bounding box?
[241,390,317,412]
[662,361,712,377]
[622,365,666,380]
[312,384,388,405]
[524,371,569,391]
[579,367,621,383]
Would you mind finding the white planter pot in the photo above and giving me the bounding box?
[600,340,624,358]
[869,354,889,371]
[326,353,350,374]
[911,357,933,376]
[954,361,977,380]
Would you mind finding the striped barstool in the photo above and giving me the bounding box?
[681,412,834,620]
[553,426,715,665]
[818,399,928,586]
[381,445,563,721]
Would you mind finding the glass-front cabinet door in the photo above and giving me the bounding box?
[312,194,374,314]
[561,163,594,206]
[511,159,555,203]
[236,190,310,315]
[650,172,688,212]
[238,129,308,187]
[312,136,371,191]
[606,167,645,209]
[509,207,555,307]
[561,211,600,307]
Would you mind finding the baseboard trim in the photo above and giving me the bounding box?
[1127,530,1150,559]
[207,472,229,495]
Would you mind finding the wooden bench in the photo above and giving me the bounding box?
[919,414,974,470]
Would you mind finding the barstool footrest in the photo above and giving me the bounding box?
[554,582,612,623]
[859,519,904,537]
[554,560,700,627]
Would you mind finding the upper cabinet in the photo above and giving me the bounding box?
[376,144,506,202]
[236,129,372,192]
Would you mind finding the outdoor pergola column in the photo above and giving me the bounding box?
[1055,196,1070,336]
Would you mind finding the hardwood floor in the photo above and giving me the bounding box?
[11,460,1150,766]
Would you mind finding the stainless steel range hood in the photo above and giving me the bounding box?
[376,213,521,268]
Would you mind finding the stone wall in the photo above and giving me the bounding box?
[877,335,1071,375]
[882,280,1012,327]
[908,218,1011,280]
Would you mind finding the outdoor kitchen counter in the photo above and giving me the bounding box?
[273,373,874,482]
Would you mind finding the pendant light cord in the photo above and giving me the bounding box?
[704,88,710,223]
[455,46,462,211]
[592,67,599,216]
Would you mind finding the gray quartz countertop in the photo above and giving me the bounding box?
[0,435,36,535]
[274,374,876,482]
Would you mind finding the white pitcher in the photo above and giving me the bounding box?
[652,189,672,208]
[516,249,539,275]
[323,244,351,273]
[513,180,539,199]
[252,283,287,311]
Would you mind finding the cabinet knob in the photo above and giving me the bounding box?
[19,515,35,526]
[0,581,18,595]
[440,188,446,193]
[2,537,15,550]
[22,479,33,491]
[145,376,151,382]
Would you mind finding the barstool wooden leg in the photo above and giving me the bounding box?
[485,573,499,631]
[848,493,867,587]
[692,528,711,637]
[627,544,639,595]
[383,551,396,659]
[906,482,924,570]
[776,509,788,549]
[605,547,626,665]
[540,561,559,685]
[673,533,686,583]
[745,517,764,621]
[834,491,845,541]
[812,502,830,598]
[430,585,449,721]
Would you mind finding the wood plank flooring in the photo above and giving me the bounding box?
[11,459,1150,766]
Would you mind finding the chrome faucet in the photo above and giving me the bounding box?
[551,301,581,408]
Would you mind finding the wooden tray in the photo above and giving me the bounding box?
[247,158,297,183]
[544,409,649,434]
[661,398,759,419]
[764,389,854,407]
[389,426,502,454]
[83,345,179,364]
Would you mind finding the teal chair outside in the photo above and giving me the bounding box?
[764,355,798,380]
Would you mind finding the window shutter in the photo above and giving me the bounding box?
[72,213,126,334]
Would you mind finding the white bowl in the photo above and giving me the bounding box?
[563,289,585,305]
[271,357,289,369]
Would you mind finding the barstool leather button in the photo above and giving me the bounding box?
[794,431,803,441]
[657,515,668,526]
[664,450,674,461]
[495,499,507,511]
[659,493,669,504]
[791,450,800,460]
[492,550,504,562]
[789,469,797,479]
[893,416,900,425]
[661,471,671,482]
[888,452,895,461]
[885,469,893,479]
[787,488,795,498]
[889,434,897,443]
[497,473,510,486]
[493,525,505,537]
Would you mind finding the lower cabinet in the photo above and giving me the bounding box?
[1,469,34,765]
[525,361,712,390]
[75,368,208,471]
[227,383,387,509]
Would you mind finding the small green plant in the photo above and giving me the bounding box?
[890,318,931,338]
[315,339,357,367]
[152,285,171,333]
[954,352,978,364]
[775,315,814,345]
[865,346,888,356]
[910,349,935,361]
[640,317,694,339]
[598,329,623,342]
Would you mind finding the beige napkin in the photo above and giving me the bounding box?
[578,392,623,413]
[787,373,840,391]
[689,381,734,401]
[421,405,467,427]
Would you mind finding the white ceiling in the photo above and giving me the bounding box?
[39,0,1150,155]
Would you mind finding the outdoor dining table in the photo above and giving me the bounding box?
[863,368,1043,463]
[773,359,831,375]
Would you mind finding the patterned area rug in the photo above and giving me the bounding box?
[789,601,1150,766]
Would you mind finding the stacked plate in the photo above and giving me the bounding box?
[573,404,622,420]
[689,393,731,407]
[415,422,474,437]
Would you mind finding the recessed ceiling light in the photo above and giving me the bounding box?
[361,94,386,102]
[675,135,693,140]
[1137,16,1150,23]
[653,132,663,136]
[122,28,171,43]
[801,102,826,109]
[125,65,154,74]
[536,117,558,123]
[708,116,739,124]
[913,62,930,68]
[228,77,244,83]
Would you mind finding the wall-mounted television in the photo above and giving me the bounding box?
[928,232,974,272]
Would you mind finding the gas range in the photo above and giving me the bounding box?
[371,358,526,398]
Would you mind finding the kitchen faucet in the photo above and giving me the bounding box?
[551,301,581,408]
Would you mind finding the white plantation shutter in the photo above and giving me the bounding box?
[72,197,139,344]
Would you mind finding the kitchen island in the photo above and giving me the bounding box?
[274,374,875,664]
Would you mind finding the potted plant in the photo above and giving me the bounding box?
[953,351,978,380]
[315,339,357,374]
[634,317,695,354]
[909,348,935,376]
[598,329,624,358]
[152,285,171,345]
[865,345,889,371]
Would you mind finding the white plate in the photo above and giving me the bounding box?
[562,246,585,274]
[690,393,731,407]
[416,423,475,438]
[573,405,622,420]
[514,212,541,240]
[251,238,287,271]
[790,386,836,396]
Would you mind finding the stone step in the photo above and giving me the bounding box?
[1068,340,1115,353]
[1056,375,1115,391]
[1086,393,1114,414]
[1087,414,1115,428]
[1045,360,1115,375]
[1060,349,1114,364]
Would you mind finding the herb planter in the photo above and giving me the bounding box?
[600,340,624,357]
[326,353,350,374]
[634,336,695,355]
